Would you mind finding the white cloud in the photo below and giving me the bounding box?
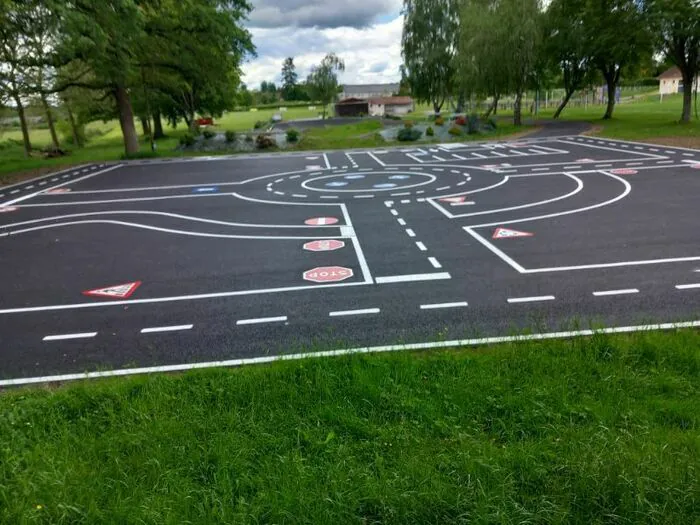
[248,0,402,28]
[242,15,404,88]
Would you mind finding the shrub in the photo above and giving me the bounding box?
[255,133,275,149]
[245,134,254,143]
[488,117,497,129]
[448,126,463,137]
[179,133,196,147]
[397,127,423,142]
[403,120,414,129]
[56,119,86,146]
[225,130,237,143]
[426,126,434,137]
[286,129,299,143]
[435,116,445,126]
[254,120,268,130]
[467,114,480,134]
[202,129,216,139]
[455,115,467,126]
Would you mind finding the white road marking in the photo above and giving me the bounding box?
[401,199,411,204]
[433,155,446,161]
[384,200,394,207]
[676,283,700,290]
[596,164,613,168]
[354,194,374,199]
[457,181,467,186]
[25,185,34,189]
[415,241,427,251]
[320,195,339,199]
[375,272,451,284]
[274,191,285,196]
[391,192,411,196]
[43,332,97,341]
[141,324,194,334]
[237,316,288,326]
[507,296,555,304]
[436,186,451,191]
[9,190,19,194]
[359,168,372,172]
[329,308,380,317]
[471,152,486,158]
[405,228,416,237]
[39,182,47,185]
[275,178,284,183]
[452,154,466,160]
[682,153,694,157]
[627,162,643,166]
[420,302,468,310]
[367,152,386,166]
[390,209,399,216]
[657,160,674,164]
[564,166,581,170]
[428,257,442,269]
[593,289,640,297]
[323,153,331,169]
[397,218,406,225]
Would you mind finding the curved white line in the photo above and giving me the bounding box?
[16,192,231,208]
[231,192,339,207]
[300,172,437,193]
[452,174,584,218]
[430,176,509,201]
[3,220,342,240]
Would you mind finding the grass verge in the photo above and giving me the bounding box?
[1,330,698,523]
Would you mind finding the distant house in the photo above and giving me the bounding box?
[339,83,400,100]
[658,66,699,95]
[335,98,369,117]
[369,97,414,117]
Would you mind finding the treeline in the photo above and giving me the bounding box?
[0,0,254,157]
[401,0,700,124]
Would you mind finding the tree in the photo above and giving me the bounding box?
[281,57,298,100]
[648,0,700,122]
[401,0,460,114]
[306,53,344,119]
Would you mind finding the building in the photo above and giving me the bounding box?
[339,83,400,100]
[335,98,369,117]
[368,97,414,117]
[658,66,699,95]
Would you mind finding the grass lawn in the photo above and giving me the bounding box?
[1,330,698,523]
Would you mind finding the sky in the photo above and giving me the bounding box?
[241,0,404,89]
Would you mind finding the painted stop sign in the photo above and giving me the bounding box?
[305,217,338,226]
[303,266,353,283]
[610,168,637,175]
[303,239,345,252]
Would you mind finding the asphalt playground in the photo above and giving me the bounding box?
[1,132,699,385]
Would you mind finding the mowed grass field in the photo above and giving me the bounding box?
[1,330,698,523]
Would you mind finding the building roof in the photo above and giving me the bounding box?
[657,66,682,80]
[342,83,400,95]
[336,97,368,105]
[369,96,413,105]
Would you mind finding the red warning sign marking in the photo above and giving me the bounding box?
[303,266,353,283]
[303,239,345,252]
[0,206,18,213]
[82,281,142,299]
[305,217,339,226]
[46,188,71,194]
[440,196,468,204]
[492,227,534,239]
[610,168,638,175]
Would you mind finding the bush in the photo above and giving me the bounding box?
[426,126,434,137]
[397,127,423,142]
[404,121,414,129]
[448,126,463,137]
[467,114,480,135]
[202,129,216,139]
[56,119,86,146]
[254,120,268,130]
[286,129,299,143]
[255,133,275,149]
[225,130,237,143]
[245,134,254,143]
[435,116,445,126]
[179,133,196,147]
[455,115,467,126]
[488,117,497,129]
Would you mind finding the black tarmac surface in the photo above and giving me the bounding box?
[1,132,699,384]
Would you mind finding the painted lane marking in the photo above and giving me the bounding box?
[384,200,394,207]
[329,308,380,317]
[428,257,442,269]
[391,192,411,196]
[43,332,97,341]
[507,296,555,304]
[141,325,194,334]
[237,316,288,326]
[531,168,550,172]
[375,272,451,284]
[420,302,468,310]
[415,241,427,251]
[682,153,694,157]
[401,199,411,204]
[274,191,285,196]
[9,190,19,194]
[405,228,416,237]
[354,194,375,199]
[564,166,581,170]
[436,186,451,191]
[397,218,406,226]
[676,283,700,290]
[390,209,399,216]
[593,289,640,297]
[657,160,674,164]
[25,185,34,190]
[292,194,308,198]
[275,178,285,183]
[320,195,339,199]
[626,162,643,166]
[595,164,613,168]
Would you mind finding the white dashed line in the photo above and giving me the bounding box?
[415,241,427,251]
[384,201,394,207]
[593,289,639,297]
[275,178,284,183]
[25,185,34,190]
[390,209,399,216]
[457,181,467,186]
[657,160,674,164]
[532,167,550,172]
[354,194,374,199]
[436,186,451,191]
[665,150,676,154]
[9,190,19,194]
[376,272,451,284]
[420,302,468,310]
[141,324,194,334]
[329,308,380,317]
[564,166,581,170]
[400,199,411,204]
[428,257,442,269]
[410,167,422,171]
[237,316,287,326]
[320,195,339,199]
[273,191,285,196]
[360,168,373,171]
[405,229,416,237]
[507,296,555,304]
[292,194,308,198]
[391,192,411,197]
[39,181,47,185]
[626,162,643,166]
[397,218,406,226]
[676,283,700,290]
[43,332,97,341]
[682,153,694,157]
[596,164,613,168]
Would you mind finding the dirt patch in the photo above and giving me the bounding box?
[581,125,604,136]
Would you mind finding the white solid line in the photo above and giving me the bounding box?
[676,283,700,290]
[340,203,374,285]
[354,194,374,199]
[141,324,194,334]
[433,155,446,161]
[10,321,700,386]
[375,272,451,284]
[471,153,486,158]
[43,332,97,341]
[532,167,550,172]
[397,218,406,225]
[405,228,416,237]
[593,289,640,297]
[392,192,411,196]
[428,257,442,269]
[507,296,555,304]
[329,308,380,317]
[237,316,287,326]
[415,241,427,251]
[420,302,468,310]
[463,227,528,273]
[367,152,386,166]
[320,195,339,199]
[359,168,372,172]
[323,153,331,169]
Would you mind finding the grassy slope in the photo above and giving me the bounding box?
[1,330,698,523]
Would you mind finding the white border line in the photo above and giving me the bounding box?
[5,320,698,386]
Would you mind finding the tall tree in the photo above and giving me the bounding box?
[306,53,344,119]
[648,0,700,122]
[281,57,298,100]
[401,0,460,114]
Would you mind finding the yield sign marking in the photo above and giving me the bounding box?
[440,196,468,204]
[492,227,533,239]
[83,281,142,299]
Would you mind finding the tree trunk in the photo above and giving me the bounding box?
[433,101,442,115]
[14,96,32,158]
[114,86,139,155]
[483,97,498,119]
[603,76,616,120]
[681,73,693,123]
[493,95,499,115]
[153,112,165,139]
[41,95,60,150]
[140,116,151,137]
[66,102,82,147]
[553,89,575,119]
[513,92,523,126]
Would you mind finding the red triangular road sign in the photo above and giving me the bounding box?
[492,228,533,239]
[83,281,142,299]
[440,196,467,203]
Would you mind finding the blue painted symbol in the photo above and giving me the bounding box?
[193,187,218,193]
[374,183,397,189]
[389,175,410,180]
[344,174,365,180]
[326,181,348,187]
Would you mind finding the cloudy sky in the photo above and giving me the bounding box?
[241,0,404,89]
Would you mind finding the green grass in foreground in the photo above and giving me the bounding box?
[1,330,698,523]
